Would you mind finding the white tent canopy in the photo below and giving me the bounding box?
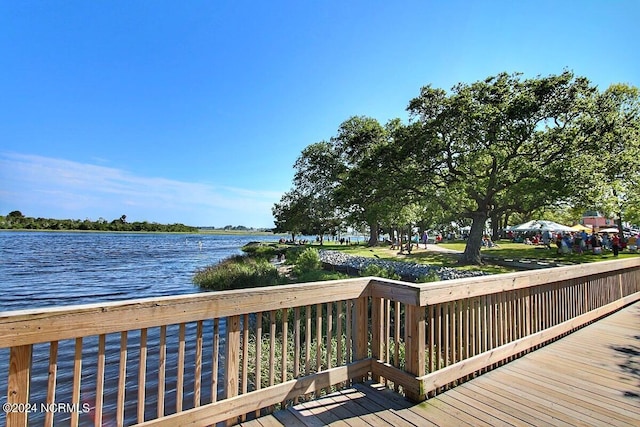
[597,227,620,233]
[507,220,575,233]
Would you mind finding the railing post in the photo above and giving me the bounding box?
[225,315,241,426]
[371,297,384,383]
[352,295,369,382]
[404,304,426,401]
[7,344,32,427]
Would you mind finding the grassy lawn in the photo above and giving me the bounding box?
[309,241,512,273]
[464,240,639,264]
[307,239,639,275]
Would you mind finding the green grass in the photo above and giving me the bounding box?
[313,241,514,274]
[302,239,640,275]
[471,240,639,264]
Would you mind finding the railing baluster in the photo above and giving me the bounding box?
[392,299,399,392]
[242,314,248,394]
[251,312,263,396]
[336,302,343,369]
[70,337,82,427]
[346,300,352,364]
[194,320,203,408]
[315,303,322,376]
[466,299,474,381]
[436,303,442,379]
[305,305,311,376]
[281,307,288,383]
[446,301,452,370]
[254,313,262,416]
[293,307,301,404]
[457,300,463,366]
[138,328,148,423]
[95,334,105,427]
[157,325,166,418]
[211,319,219,404]
[44,341,58,427]
[325,303,331,372]
[489,294,495,354]
[176,323,185,412]
[241,314,249,421]
[281,308,288,407]
[499,292,506,348]
[117,331,127,426]
[384,299,391,367]
[428,304,435,375]
[269,310,276,389]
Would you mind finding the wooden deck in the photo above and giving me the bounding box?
[244,301,640,427]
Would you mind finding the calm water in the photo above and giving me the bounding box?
[0,231,279,425]
[0,231,279,311]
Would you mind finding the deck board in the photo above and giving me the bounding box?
[254,301,640,426]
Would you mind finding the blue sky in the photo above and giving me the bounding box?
[1,1,638,228]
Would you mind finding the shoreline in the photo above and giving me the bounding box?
[0,228,283,236]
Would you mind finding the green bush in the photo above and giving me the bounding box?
[241,242,282,259]
[360,264,401,280]
[292,248,321,275]
[417,271,440,283]
[193,255,279,290]
[282,245,306,264]
[295,269,349,283]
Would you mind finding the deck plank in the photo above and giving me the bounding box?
[442,388,533,427]
[353,384,438,427]
[498,365,639,425]
[323,390,391,427]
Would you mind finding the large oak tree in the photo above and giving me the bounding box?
[404,71,596,264]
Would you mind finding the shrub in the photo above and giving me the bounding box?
[295,269,349,283]
[241,242,281,259]
[193,255,279,290]
[281,245,306,264]
[292,248,321,275]
[360,264,401,280]
[417,270,440,283]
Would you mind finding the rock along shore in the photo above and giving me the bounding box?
[318,250,488,281]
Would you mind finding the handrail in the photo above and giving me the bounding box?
[0,277,371,348]
[2,258,639,426]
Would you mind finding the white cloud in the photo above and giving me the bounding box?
[0,152,282,227]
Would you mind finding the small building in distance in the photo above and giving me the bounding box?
[580,211,616,231]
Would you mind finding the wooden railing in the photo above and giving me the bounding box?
[1,257,639,426]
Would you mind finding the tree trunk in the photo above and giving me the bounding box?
[368,221,380,246]
[616,214,624,237]
[460,211,487,265]
[491,212,500,241]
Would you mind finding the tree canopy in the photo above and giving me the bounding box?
[273,71,640,264]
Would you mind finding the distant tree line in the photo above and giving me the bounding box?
[199,225,274,232]
[0,211,198,232]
